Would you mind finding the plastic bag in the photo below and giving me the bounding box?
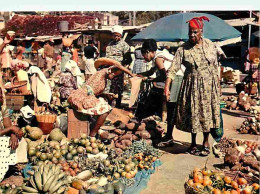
[210,108,224,142]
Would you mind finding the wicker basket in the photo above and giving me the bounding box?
[5,76,27,95]
[36,103,57,134]
[184,170,259,194]
[223,170,259,185]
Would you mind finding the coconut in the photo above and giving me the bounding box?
[49,128,65,142]
[28,127,43,140]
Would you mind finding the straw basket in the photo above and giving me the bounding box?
[5,76,27,95]
[36,103,57,135]
[184,170,259,194]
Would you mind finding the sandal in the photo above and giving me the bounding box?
[200,146,210,157]
[187,146,200,156]
[157,139,174,148]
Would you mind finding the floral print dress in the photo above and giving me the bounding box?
[106,40,130,95]
[68,68,112,116]
[167,38,220,133]
[59,72,78,99]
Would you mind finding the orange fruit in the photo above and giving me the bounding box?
[213,188,222,194]
[230,190,238,194]
[125,173,132,179]
[231,181,239,189]
[223,191,231,194]
[203,179,212,186]
[237,178,247,186]
[252,183,259,190]
[224,176,232,184]
[187,179,194,187]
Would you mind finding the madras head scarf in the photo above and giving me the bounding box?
[187,16,210,29]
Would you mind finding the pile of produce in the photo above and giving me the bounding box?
[22,163,71,193]
[223,93,260,114]
[237,116,260,135]
[213,138,259,158]
[99,115,164,151]
[213,138,260,177]
[27,132,107,167]
[185,167,259,194]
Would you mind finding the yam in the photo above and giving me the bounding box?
[135,130,151,139]
[121,139,132,147]
[137,123,146,131]
[119,134,133,141]
[114,128,125,135]
[100,131,109,139]
[125,123,136,130]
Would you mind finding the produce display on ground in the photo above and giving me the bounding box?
[237,116,260,135]
[222,93,260,114]
[213,138,260,178]
[184,167,259,194]
[7,124,163,194]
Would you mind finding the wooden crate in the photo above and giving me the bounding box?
[67,109,90,139]
[6,94,24,111]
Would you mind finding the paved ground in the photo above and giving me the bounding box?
[140,87,259,194]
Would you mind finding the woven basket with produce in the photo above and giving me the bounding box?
[184,167,259,194]
[36,103,57,135]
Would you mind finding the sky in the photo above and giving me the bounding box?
[1,0,259,11]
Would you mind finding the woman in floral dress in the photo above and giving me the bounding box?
[68,58,135,137]
[165,16,220,156]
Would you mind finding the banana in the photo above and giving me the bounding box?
[54,165,61,175]
[51,165,56,174]
[39,164,44,175]
[34,170,43,191]
[49,180,64,194]
[43,174,56,192]
[42,169,48,185]
[47,166,54,180]
[43,164,50,175]
[57,172,66,180]
[56,186,66,194]
[29,176,37,190]
[22,192,39,194]
[22,185,38,193]
[48,177,59,193]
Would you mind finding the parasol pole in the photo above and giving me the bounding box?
[248,10,252,95]
[248,10,252,49]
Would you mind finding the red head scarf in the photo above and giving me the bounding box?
[187,16,210,29]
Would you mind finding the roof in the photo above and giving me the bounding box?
[2,14,97,37]
[224,18,255,26]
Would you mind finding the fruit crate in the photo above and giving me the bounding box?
[67,109,90,139]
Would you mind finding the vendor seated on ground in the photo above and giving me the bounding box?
[0,87,24,182]
[68,58,135,137]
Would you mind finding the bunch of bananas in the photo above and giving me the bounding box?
[22,163,70,194]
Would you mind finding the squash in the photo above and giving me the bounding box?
[28,127,43,140]
[76,170,93,181]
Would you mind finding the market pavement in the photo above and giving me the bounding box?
[140,87,259,194]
